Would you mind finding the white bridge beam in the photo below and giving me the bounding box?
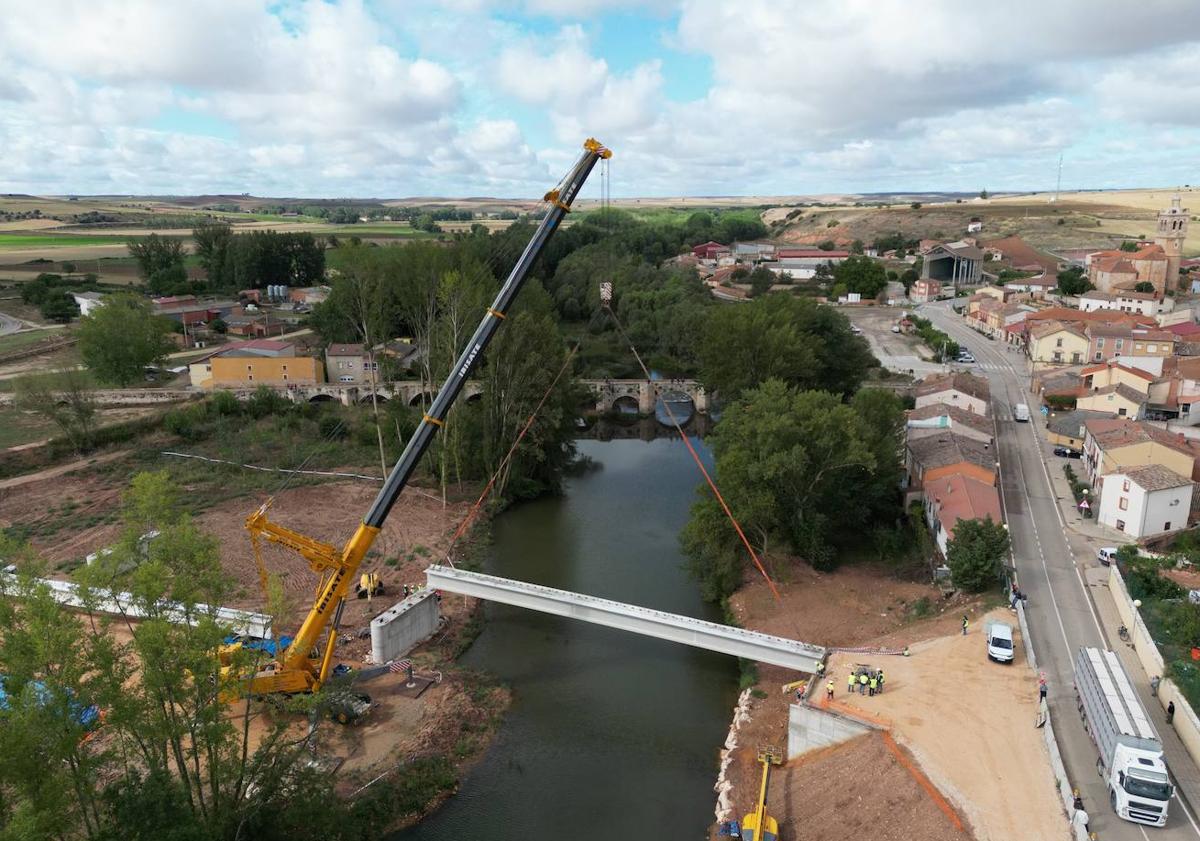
[425,564,824,673]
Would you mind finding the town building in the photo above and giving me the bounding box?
[909,278,942,303]
[1081,419,1196,488]
[905,402,993,444]
[1078,290,1160,317]
[1046,410,1111,452]
[1097,464,1194,539]
[924,472,1003,556]
[691,241,728,261]
[913,372,990,415]
[1085,324,1175,365]
[1028,321,1088,366]
[325,342,378,385]
[1155,194,1189,293]
[1086,245,1169,296]
[70,291,105,316]
[905,432,996,493]
[921,240,984,288]
[188,340,324,389]
[288,286,330,305]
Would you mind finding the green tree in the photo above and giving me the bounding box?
[946,517,1009,592]
[698,294,874,399]
[13,369,98,453]
[77,293,175,386]
[979,189,989,200]
[832,254,888,298]
[1056,266,1092,296]
[1134,281,1156,294]
[192,222,233,286]
[681,380,900,588]
[747,267,775,298]
[1120,241,1139,252]
[39,288,80,322]
[128,234,185,283]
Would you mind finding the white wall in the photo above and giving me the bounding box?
[914,389,988,416]
[1097,473,1147,536]
[1141,484,1192,537]
[1098,473,1192,538]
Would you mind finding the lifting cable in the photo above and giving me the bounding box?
[440,342,580,569]
[601,304,789,608]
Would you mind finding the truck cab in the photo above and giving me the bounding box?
[1109,745,1173,826]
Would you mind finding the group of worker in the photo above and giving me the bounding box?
[826,665,885,699]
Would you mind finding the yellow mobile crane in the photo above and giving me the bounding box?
[239,138,612,698]
[741,747,781,841]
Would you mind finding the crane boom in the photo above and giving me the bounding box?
[245,138,612,696]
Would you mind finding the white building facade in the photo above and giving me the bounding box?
[1096,465,1194,539]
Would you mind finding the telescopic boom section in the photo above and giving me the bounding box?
[247,138,612,695]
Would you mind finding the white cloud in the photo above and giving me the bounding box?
[2,0,1200,195]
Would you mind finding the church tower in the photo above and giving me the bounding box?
[1155,194,1188,293]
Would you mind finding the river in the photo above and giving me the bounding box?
[396,438,739,839]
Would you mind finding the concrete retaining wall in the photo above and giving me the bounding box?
[1108,564,1165,675]
[787,703,871,758]
[1015,601,1089,841]
[369,589,440,664]
[1107,565,1200,777]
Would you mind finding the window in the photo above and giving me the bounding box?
[1116,519,1126,532]
[1165,522,1172,531]
[1056,338,1064,348]
[282,374,288,381]
[1095,352,1103,361]
[1097,338,1105,348]
[1115,339,1124,350]
[1122,479,1130,491]
[1148,344,1157,353]
[1119,497,1128,510]
[1118,407,1127,417]
[282,364,288,371]
[339,375,354,383]
[247,374,254,381]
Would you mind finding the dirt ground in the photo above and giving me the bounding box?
[195,481,471,636]
[824,609,1066,841]
[714,563,1063,841]
[772,733,971,841]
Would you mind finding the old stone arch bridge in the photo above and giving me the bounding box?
[287,378,708,415]
[1,379,709,416]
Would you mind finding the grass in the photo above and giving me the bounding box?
[0,330,63,355]
[0,234,135,250]
[0,407,57,449]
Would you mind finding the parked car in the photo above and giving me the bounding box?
[1053,446,1082,459]
[1098,547,1119,566]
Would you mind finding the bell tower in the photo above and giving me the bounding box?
[1156,194,1188,293]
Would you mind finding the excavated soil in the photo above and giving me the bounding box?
[774,733,970,841]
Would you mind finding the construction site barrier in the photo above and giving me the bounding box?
[826,645,910,657]
[1016,601,1089,841]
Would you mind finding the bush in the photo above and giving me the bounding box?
[245,386,290,418]
[210,390,240,416]
[318,414,347,440]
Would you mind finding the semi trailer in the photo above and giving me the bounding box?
[1075,647,1173,826]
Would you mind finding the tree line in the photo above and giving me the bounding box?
[0,472,449,841]
[128,226,325,296]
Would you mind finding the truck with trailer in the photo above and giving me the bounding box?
[1075,647,1173,826]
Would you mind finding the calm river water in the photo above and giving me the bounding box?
[396,438,738,839]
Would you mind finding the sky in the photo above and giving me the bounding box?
[2,0,1200,198]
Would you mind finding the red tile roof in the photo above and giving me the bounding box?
[1080,361,1154,381]
[929,472,1003,539]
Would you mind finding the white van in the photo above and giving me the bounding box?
[1014,403,1030,422]
[986,622,1015,663]
[1097,547,1119,566]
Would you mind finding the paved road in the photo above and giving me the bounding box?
[921,300,1200,840]
[0,311,21,336]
